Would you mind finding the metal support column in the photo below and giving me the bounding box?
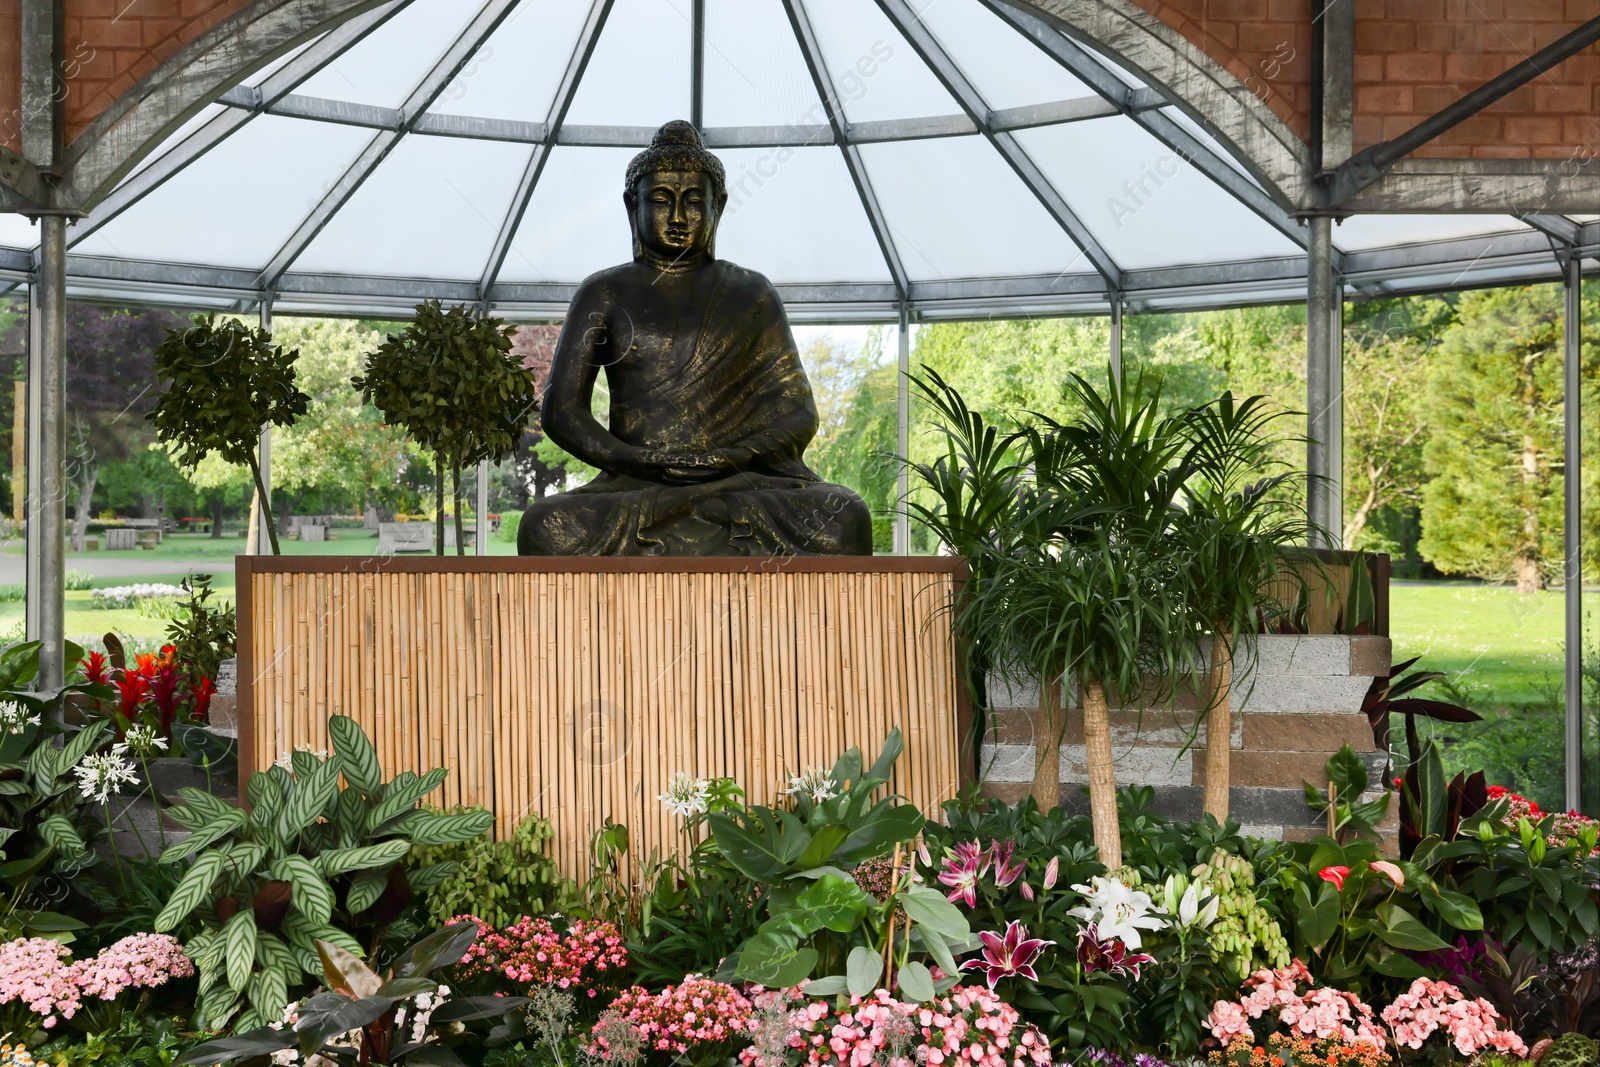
[1109,298,1123,383]
[476,460,489,556]
[32,216,66,688]
[24,283,42,643]
[894,301,910,556]
[1306,217,1338,548]
[258,299,273,554]
[1565,255,1584,813]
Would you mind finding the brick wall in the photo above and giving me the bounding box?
[1131,0,1600,159]
[1,0,20,154]
[61,0,253,144]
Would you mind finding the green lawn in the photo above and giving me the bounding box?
[1,530,522,561]
[1388,581,1591,708]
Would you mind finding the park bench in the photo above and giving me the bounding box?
[377,522,433,554]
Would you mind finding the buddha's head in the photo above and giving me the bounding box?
[625,120,728,265]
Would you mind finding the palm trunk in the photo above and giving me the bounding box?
[434,455,445,557]
[452,465,465,557]
[1031,673,1060,811]
[246,453,281,555]
[1202,633,1234,821]
[1082,677,1121,869]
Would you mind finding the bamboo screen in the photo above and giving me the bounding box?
[237,558,971,880]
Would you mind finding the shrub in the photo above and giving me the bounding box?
[498,510,521,545]
[153,714,494,1031]
[63,571,94,592]
[410,811,576,930]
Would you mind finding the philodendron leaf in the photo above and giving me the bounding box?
[897,961,936,1003]
[802,975,850,996]
[901,885,970,940]
[734,930,819,989]
[795,875,872,934]
[847,945,883,997]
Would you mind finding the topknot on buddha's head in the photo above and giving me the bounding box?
[624,120,727,207]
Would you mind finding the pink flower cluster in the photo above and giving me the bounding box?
[1206,963,1385,1051]
[1380,977,1528,1058]
[740,986,1052,1067]
[0,933,194,1031]
[453,914,627,997]
[588,976,751,1058]
[69,933,194,1001]
[0,939,80,1030]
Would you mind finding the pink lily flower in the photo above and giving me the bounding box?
[992,839,1025,888]
[961,920,1054,989]
[938,840,991,907]
[1075,922,1154,980]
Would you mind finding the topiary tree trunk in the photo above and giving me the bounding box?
[434,455,445,557]
[452,465,465,557]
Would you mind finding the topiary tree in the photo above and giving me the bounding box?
[147,315,309,554]
[352,301,538,555]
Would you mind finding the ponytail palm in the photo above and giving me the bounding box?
[1179,393,1309,820]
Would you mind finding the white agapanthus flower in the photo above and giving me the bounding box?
[122,723,170,757]
[274,745,329,771]
[658,771,712,817]
[1068,875,1170,949]
[0,700,40,735]
[783,766,839,804]
[73,748,141,803]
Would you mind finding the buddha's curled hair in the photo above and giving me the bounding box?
[624,120,727,206]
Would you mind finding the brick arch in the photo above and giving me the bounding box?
[1016,0,1312,205]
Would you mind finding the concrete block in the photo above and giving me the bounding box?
[1243,713,1375,752]
[105,528,136,550]
[1240,635,1352,677]
[215,657,237,696]
[1349,636,1393,678]
[1233,675,1372,714]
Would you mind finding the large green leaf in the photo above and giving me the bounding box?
[155,850,232,931]
[224,908,259,993]
[897,961,936,1002]
[160,808,248,863]
[328,715,382,797]
[276,759,341,841]
[901,884,970,940]
[391,920,479,979]
[37,814,84,857]
[346,868,387,914]
[847,945,883,997]
[403,808,495,846]
[1373,902,1450,952]
[734,930,818,988]
[832,804,923,865]
[272,854,334,925]
[710,807,812,882]
[319,838,410,877]
[794,874,872,934]
[367,768,449,830]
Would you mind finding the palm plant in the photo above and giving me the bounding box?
[1176,392,1309,820]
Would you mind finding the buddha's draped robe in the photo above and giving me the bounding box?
[518,261,873,556]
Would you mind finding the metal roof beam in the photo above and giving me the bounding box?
[782,0,909,298]
[979,0,1307,249]
[68,2,409,248]
[260,0,523,292]
[1520,214,1582,246]
[875,0,1123,291]
[476,0,616,303]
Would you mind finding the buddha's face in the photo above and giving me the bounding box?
[632,169,718,261]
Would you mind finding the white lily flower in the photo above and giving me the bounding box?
[658,771,712,817]
[123,723,170,757]
[0,700,40,735]
[73,749,141,803]
[783,766,839,804]
[1067,875,1169,949]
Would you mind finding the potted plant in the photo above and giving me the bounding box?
[146,315,308,555]
[352,301,539,556]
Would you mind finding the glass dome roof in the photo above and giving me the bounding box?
[0,0,1591,322]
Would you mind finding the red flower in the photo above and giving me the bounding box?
[190,677,216,724]
[80,651,109,685]
[115,672,150,719]
[1319,866,1351,891]
[148,664,184,738]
